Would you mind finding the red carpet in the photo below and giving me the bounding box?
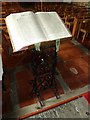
[2,74,13,114]
[2,40,90,114]
[57,63,88,90]
[58,41,84,61]
[83,92,90,104]
[57,41,89,90]
[2,49,32,69]
[16,69,64,108]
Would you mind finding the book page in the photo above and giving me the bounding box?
[6,14,25,52]
[6,11,46,52]
[36,12,72,41]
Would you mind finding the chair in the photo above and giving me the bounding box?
[77,19,90,49]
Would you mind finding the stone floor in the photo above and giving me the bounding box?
[27,97,89,119]
[3,85,89,119]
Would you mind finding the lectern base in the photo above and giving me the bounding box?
[30,43,60,107]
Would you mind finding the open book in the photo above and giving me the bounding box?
[5,11,71,52]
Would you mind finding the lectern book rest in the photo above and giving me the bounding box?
[5,11,71,52]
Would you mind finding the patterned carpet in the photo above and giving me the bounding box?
[15,67,64,108]
[2,39,90,118]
